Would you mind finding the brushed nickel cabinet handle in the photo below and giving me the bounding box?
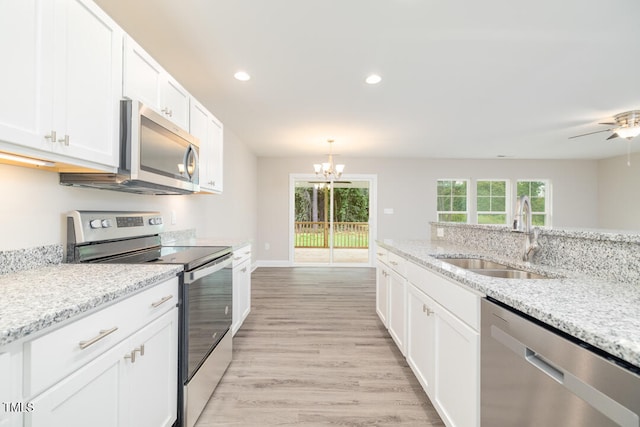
[241,267,247,273]
[390,261,398,266]
[58,134,70,146]
[44,130,57,143]
[79,326,118,349]
[124,345,145,363]
[151,295,173,308]
[423,304,434,316]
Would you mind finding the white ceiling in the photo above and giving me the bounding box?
[95,0,640,160]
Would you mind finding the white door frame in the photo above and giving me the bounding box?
[289,174,378,267]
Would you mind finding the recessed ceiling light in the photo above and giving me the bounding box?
[234,71,251,81]
[365,74,382,85]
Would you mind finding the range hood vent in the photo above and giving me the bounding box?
[59,173,194,195]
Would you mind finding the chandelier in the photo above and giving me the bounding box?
[313,139,345,180]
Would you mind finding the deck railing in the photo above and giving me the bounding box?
[294,221,369,248]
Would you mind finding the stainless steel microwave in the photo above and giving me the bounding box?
[60,100,200,195]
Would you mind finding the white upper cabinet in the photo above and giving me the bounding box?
[189,98,223,194]
[123,36,190,130]
[0,0,122,169]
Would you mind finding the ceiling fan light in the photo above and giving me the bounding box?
[616,126,640,140]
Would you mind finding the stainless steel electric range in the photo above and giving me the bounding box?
[65,210,232,427]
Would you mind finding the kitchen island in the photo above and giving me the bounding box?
[378,239,640,368]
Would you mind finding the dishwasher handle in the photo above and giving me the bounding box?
[525,348,564,383]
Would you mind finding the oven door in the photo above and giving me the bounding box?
[181,253,233,382]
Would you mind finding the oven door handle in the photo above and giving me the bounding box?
[184,256,232,283]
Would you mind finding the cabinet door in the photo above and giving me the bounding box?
[406,283,436,398]
[190,99,214,192]
[232,260,251,335]
[27,339,128,427]
[51,0,122,167]
[191,98,224,194]
[162,76,190,130]
[375,262,389,326]
[124,309,178,427]
[123,36,163,109]
[387,269,406,355]
[434,304,480,427]
[0,0,53,151]
[206,116,224,193]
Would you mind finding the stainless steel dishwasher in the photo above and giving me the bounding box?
[481,298,640,427]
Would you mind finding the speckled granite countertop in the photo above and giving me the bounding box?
[0,264,182,347]
[377,239,640,369]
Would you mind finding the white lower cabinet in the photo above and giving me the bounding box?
[375,261,389,327]
[406,283,436,396]
[433,303,479,427]
[387,269,407,355]
[21,277,179,427]
[377,249,481,427]
[232,245,252,335]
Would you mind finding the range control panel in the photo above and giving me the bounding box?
[67,211,164,244]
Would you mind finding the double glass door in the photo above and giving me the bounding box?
[293,178,371,265]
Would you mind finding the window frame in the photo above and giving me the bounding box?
[436,179,470,223]
[515,179,552,227]
[476,179,510,225]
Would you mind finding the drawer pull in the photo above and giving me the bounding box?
[241,267,247,273]
[390,261,398,266]
[151,295,173,308]
[79,326,118,350]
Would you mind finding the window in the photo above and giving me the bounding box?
[437,179,468,223]
[516,180,550,226]
[476,180,508,225]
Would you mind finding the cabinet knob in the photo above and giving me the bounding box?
[58,134,70,146]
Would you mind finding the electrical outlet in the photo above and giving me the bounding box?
[436,227,444,238]
[171,210,177,225]
[265,243,270,250]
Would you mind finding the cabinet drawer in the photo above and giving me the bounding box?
[232,245,252,266]
[24,276,178,397]
[407,262,479,331]
[388,252,407,276]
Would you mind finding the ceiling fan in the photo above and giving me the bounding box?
[569,110,640,141]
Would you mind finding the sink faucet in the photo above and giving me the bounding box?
[513,195,541,261]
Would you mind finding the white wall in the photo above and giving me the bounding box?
[257,157,600,262]
[597,152,640,231]
[0,128,257,251]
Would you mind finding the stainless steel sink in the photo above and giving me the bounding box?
[438,258,510,270]
[439,257,552,279]
[470,269,550,279]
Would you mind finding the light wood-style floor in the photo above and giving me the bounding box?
[195,267,445,427]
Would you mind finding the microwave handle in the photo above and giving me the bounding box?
[183,144,199,182]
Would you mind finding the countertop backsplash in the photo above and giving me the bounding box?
[160,228,197,245]
[430,222,640,284]
[0,245,64,276]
